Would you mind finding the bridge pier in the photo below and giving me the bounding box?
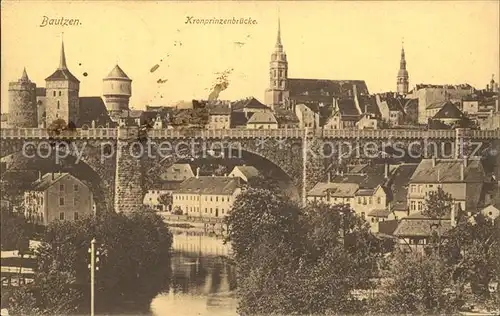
[114,127,145,213]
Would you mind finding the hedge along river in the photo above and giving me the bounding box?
[150,227,238,316]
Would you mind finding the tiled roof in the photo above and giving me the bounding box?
[105,65,130,79]
[337,98,360,118]
[368,209,391,217]
[355,188,376,196]
[410,159,486,183]
[274,108,300,124]
[208,103,231,115]
[119,110,143,119]
[308,182,359,197]
[175,176,241,195]
[232,166,260,179]
[393,213,453,237]
[151,181,182,191]
[359,95,381,117]
[36,87,46,97]
[230,112,250,127]
[160,164,194,181]
[288,78,369,99]
[30,173,70,191]
[331,164,389,189]
[231,97,269,111]
[426,100,449,110]
[46,68,80,83]
[387,163,419,211]
[385,98,405,112]
[415,83,474,91]
[246,112,278,124]
[433,102,464,120]
[79,97,116,127]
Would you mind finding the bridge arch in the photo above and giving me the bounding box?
[143,142,301,200]
[1,142,112,213]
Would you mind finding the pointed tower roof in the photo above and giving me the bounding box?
[20,68,30,82]
[398,40,408,77]
[276,17,282,47]
[45,37,79,83]
[59,39,67,70]
[105,65,131,80]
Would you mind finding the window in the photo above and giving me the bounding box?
[361,212,365,219]
[59,212,65,220]
[369,197,373,204]
[411,185,416,193]
[205,208,207,213]
[59,91,62,96]
[74,184,78,192]
[371,218,375,223]
[57,101,60,109]
[210,208,212,213]
[216,196,218,202]
[410,200,416,211]
[377,197,381,204]
[53,91,56,97]
[56,113,59,118]
[74,212,79,220]
[210,197,213,202]
[73,196,77,206]
[60,184,64,192]
[418,201,423,211]
[59,197,65,206]
[358,197,362,204]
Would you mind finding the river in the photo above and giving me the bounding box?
[150,228,238,316]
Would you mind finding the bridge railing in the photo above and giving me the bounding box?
[0,128,118,139]
[1,127,499,140]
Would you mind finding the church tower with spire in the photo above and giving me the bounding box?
[397,42,409,95]
[264,17,289,108]
[45,37,80,126]
[8,68,38,127]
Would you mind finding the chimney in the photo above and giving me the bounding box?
[437,169,441,182]
[52,172,55,180]
[38,171,42,181]
[327,172,331,183]
[460,163,464,181]
[353,85,361,113]
[463,156,468,168]
[196,167,200,178]
[384,163,389,179]
[341,170,344,177]
[432,157,436,167]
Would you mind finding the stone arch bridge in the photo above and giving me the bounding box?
[1,127,499,213]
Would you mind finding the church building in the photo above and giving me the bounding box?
[264,18,370,109]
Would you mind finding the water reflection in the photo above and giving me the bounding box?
[151,229,238,316]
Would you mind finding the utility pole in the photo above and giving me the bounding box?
[302,127,308,207]
[88,238,100,316]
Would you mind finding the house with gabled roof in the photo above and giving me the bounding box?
[407,158,487,215]
[24,172,94,226]
[229,165,260,183]
[246,111,278,129]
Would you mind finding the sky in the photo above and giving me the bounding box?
[1,1,499,111]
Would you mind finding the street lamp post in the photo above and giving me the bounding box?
[88,238,100,316]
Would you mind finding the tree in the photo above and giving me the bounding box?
[373,250,459,314]
[158,193,173,211]
[422,186,453,219]
[47,118,68,136]
[0,208,30,251]
[6,209,173,315]
[225,190,383,315]
[442,214,500,298]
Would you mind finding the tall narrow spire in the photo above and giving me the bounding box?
[20,67,29,82]
[276,16,282,47]
[400,39,406,69]
[59,34,67,70]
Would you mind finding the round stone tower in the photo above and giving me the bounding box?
[8,68,38,128]
[103,65,132,116]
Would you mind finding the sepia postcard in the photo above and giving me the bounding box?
[1,1,499,315]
